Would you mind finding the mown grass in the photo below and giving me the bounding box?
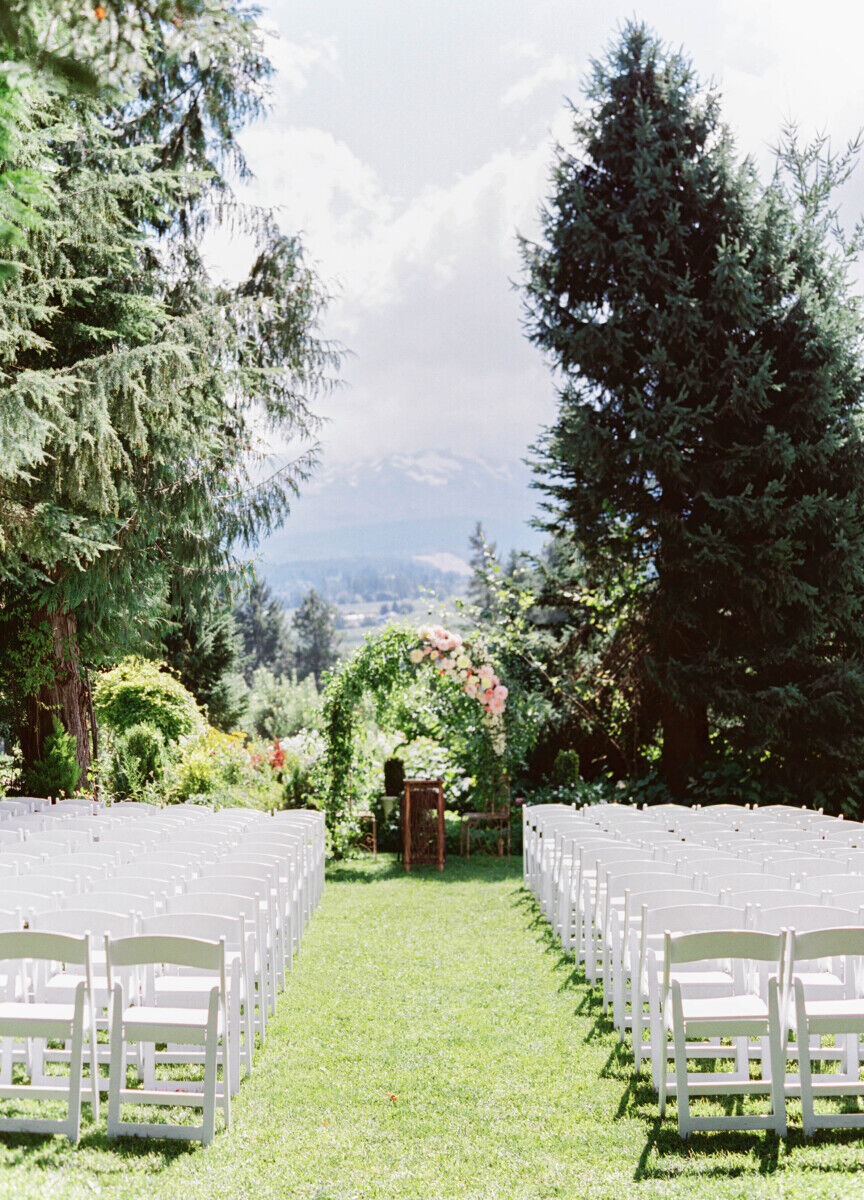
[1,853,864,1198]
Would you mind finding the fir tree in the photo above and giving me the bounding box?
[235,579,294,683]
[292,590,340,686]
[466,521,498,617]
[161,596,247,732]
[522,23,864,803]
[0,4,339,779]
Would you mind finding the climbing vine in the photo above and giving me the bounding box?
[319,623,510,842]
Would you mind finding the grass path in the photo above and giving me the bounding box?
[2,854,864,1198]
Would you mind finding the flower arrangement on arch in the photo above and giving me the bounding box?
[409,624,507,755]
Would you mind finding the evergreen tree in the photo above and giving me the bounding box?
[0,4,338,780]
[161,597,247,732]
[292,590,340,686]
[235,580,294,683]
[522,23,864,803]
[466,521,498,616]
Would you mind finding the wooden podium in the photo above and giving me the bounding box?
[402,778,445,872]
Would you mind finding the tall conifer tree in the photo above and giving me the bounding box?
[523,24,864,802]
[0,4,338,781]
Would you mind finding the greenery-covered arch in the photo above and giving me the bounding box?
[319,624,509,833]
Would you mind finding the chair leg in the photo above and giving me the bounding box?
[221,998,231,1132]
[633,988,644,1073]
[107,987,125,1139]
[671,991,691,1138]
[201,993,220,1147]
[229,961,241,1095]
[794,984,815,1138]
[66,988,85,1144]
[89,999,101,1122]
[767,980,787,1137]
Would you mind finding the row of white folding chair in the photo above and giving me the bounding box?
[12,826,308,1000]
[659,923,864,1138]
[11,905,253,1118]
[522,804,576,898]
[641,901,863,1093]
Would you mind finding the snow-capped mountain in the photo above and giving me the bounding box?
[260,452,542,564]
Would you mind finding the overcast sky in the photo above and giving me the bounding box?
[214,0,864,471]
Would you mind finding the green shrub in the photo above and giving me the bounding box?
[247,668,319,740]
[95,657,205,746]
[551,749,581,787]
[107,722,168,800]
[25,715,81,798]
[168,727,282,809]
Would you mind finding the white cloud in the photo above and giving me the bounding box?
[262,31,341,94]
[501,56,574,107]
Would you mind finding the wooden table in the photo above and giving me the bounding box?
[357,812,377,858]
[460,810,510,858]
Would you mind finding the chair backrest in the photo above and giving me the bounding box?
[139,912,243,952]
[603,865,684,894]
[0,878,63,900]
[664,929,784,992]
[86,879,160,903]
[163,891,259,925]
[105,933,224,972]
[698,871,791,892]
[818,882,864,906]
[643,902,748,937]
[661,850,742,870]
[185,875,266,900]
[730,887,803,911]
[627,887,705,914]
[790,926,864,965]
[751,903,860,933]
[0,928,91,966]
[30,907,138,939]
[795,860,856,882]
[799,873,864,897]
[45,859,110,886]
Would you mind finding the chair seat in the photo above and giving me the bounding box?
[793,970,845,997]
[0,1000,78,1036]
[650,967,734,992]
[678,993,769,1024]
[121,1005,211,1032]
[801,998,864,1032]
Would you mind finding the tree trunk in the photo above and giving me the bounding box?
[660,695,709,797]
[15,607,92,787]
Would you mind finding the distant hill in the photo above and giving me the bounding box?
[260,452,542,567]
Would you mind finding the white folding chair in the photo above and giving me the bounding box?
[137,912,252,1093]
[638,903,748,1085]
[185,874,277,1020]
[788,927,864,1135]
[659,929,786,1138]
[106,933,230,1145]
[0,930,99,1141]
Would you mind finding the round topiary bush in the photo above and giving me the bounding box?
[94,657,205,747]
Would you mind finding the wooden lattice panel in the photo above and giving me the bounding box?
[402,778,445,872]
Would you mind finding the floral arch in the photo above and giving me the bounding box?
[319,622,508,831]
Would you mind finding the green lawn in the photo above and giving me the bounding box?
[2,854,864,1198]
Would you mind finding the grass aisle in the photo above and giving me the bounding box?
[2,855,864,1199]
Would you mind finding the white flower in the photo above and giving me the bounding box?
[409,648,424,665]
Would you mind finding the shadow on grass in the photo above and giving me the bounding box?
[0,1124,198,1170]
[517,889,864,1184]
